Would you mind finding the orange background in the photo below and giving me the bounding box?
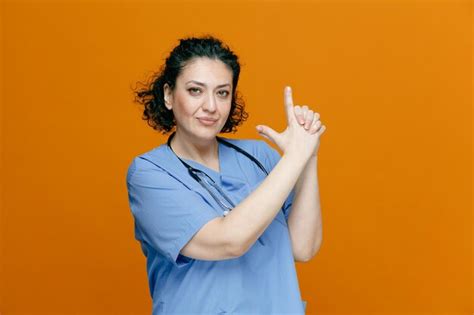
[0,0,472,314]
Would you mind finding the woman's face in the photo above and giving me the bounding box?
[164,57,233,142]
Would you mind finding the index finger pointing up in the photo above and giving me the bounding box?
[284,86,295,125]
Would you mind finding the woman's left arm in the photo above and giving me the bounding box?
[287,154,322,262]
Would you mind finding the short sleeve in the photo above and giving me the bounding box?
[126,157,221,268]
[258,141,295,222]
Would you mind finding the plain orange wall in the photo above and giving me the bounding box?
[0,0,472,314]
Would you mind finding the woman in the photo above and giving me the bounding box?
[126,35,326,314]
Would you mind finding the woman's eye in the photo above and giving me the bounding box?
[218,90,230,97]
[188,88,201,95]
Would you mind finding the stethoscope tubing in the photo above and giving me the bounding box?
[167,132,274,246]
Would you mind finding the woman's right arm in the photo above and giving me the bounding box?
[179,150,308,261]
[221,150,309,256]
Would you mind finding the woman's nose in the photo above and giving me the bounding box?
[202,93,217,112]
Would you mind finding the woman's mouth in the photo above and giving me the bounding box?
[197,117,218,126]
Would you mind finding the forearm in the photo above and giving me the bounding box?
[223,152,308,254]
[288,155,323,261]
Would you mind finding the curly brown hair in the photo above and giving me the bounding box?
[132,35,249,135]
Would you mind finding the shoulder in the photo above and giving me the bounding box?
[125,144,168,185]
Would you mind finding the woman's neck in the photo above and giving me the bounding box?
[170,130,219,168]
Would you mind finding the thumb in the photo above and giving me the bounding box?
[256,125,279,144]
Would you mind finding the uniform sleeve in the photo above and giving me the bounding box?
[258,141,295,222]
[126,157,221,268]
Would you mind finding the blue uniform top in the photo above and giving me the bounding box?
[126,136,307,314]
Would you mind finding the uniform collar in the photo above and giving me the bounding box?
[140,136,249,197]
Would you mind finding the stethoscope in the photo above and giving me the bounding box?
[167,131,274,246]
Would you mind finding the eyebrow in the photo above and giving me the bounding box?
[185,80,231,88]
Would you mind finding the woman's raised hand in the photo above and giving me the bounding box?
[256,86,326,160]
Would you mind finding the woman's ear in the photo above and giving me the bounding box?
[163,83,173,110]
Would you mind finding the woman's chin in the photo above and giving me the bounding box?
[191,127,220,140]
